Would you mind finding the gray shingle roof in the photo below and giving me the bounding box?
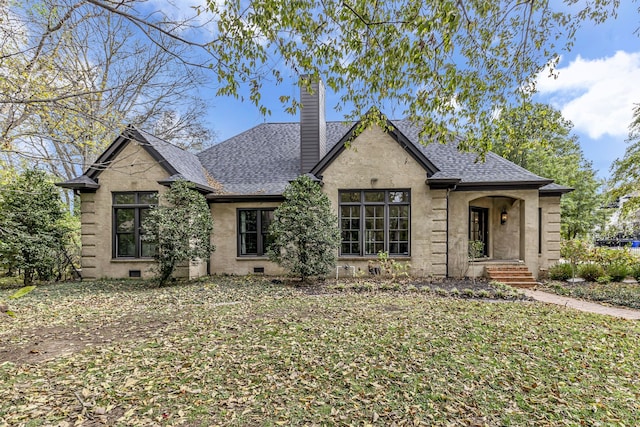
[58,126,218,193]
[135,129,215,192]
[197,122,353,195]
[199,119,553,195]
[391,119,552,186]
[60,118,558,196]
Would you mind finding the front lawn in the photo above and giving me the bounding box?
[1,277,639,426]
[542,281,640,310]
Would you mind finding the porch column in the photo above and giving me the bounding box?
[520,196,540,277]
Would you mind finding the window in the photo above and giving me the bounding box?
[339,190,410,256]
[469,207,488,257]
[538,207,542,255]
[238,209,275,256]
[113,192,158,258]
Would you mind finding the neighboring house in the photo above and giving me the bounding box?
[58,81,571,280]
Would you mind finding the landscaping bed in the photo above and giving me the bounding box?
[540,280,640,310]
[326,277,531,300]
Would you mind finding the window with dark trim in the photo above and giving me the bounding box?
[339,190,410,256]
[238,209,275,256]
[469,207,489,257]
[112,192,158,258]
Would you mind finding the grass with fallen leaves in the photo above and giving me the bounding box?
[1,277,639,426]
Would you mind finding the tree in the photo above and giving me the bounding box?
[0,169,74,285]
[0,0,215,192]
[2,0,623,170]
[203,0,619,153]
[610,104,640,223]
[268,175,340,282]
[491,103,604,239]
[143,180,214,286]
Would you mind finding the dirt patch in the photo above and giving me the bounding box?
[0,315,176,365]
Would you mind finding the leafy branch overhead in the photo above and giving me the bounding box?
[0,0,214,187]
[1,0,621,177]
[205,0,618,152]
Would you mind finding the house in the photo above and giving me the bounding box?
[58,80,571,281]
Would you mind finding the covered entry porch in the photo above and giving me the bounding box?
[447,189,541,279]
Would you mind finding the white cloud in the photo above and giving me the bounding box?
[536,51,640,139]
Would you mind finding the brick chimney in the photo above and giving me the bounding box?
[300,77,326,173]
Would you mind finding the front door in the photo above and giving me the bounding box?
[469,207,489,257]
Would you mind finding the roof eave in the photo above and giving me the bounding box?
[453,180,554,191]
[55,181,100,191]
[207,194,285,203]
[311,114,439,176]
[86,125,179,180]
[426,177,461,189]
[540,187,575,197]
[156,179,215,194]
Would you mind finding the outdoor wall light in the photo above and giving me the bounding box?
[500,209,508,225]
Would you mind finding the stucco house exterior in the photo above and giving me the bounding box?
[58,81,571,281]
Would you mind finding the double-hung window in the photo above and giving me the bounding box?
[339,190,410,256]
[113,192,157,258]
[238,209,275,256]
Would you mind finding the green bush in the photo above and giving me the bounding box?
[268,175,340,282]
[631,264,640,281]
[605,262,630,282]
[143,180,214,286]
[549,263,573,281]
[578,263,604,282]
[590,246,635,267]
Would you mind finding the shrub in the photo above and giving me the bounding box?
[560,239,590,268]
[143,180,214,286]
[377,251,411,280]
[0,169,76,285]
[476,289,490,298]
[631,264,640,281]
[605,263,630,282]
[268,175,340,282]
[590,246,635,267]
[434,287,447,296]
[578,263,605,282]
[462,288,475,298]
[549,263,573,281]
[596,275,611,284]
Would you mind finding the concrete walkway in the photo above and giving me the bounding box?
[522,289,640,320]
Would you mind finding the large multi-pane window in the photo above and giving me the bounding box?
[238,209,275,256]
[339,190,410,256]
[113,192,158,258]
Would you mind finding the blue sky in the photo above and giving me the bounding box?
[160,1,640,181]
[534,2,640,180]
